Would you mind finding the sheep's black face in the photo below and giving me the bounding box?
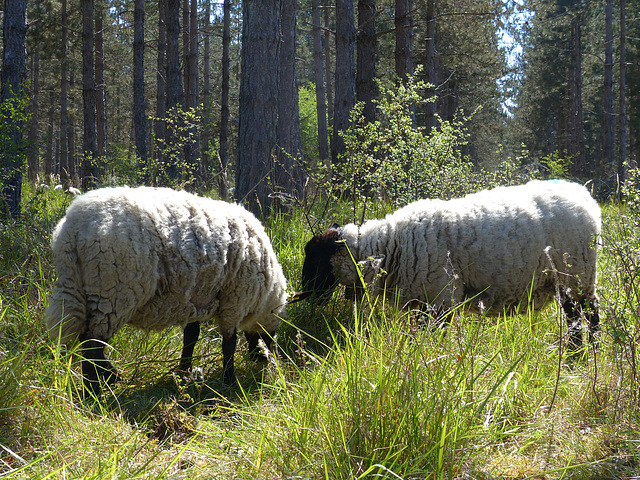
[298,228,344,302]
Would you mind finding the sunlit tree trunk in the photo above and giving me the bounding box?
[0,0,27,219]
[236,0,279,214]
[81,0,98,189]
[133,0,147,178]
[27,0,41,183]
[312,0,329,163]
[357,0,376,123]
[619,0,627,185]
[331,0,355,164]
[603,0,614,167]
[219,0,231,200]
[276,0,304,201]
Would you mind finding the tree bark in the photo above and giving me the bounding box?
[134,0,147,178]
[324,4,333,129]
[568,16,585,177]
[59,0,70,184]
[201,0,211,187]
[603,0,614,167]
[312,0,329,163]
[27,0,41,183]
[81,0,98,189]
[276,0,304,201]
[619,0,627,185]
[219,0,231,200]
[155,0,167,180]
[424,0,436,131]
[236,0,280,214]
[95,1,107,162]
[331,0,355,164]
[166,0,184,180]
[0,0,27,219]
[357,0,376,124]
[395,0,412,82]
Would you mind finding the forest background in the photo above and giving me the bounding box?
[0,0,635,216]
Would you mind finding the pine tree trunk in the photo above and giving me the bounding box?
[155,0,167,180]
[59,0,70,184]
[312,0,329,163]
[201,0,211,187]
[603,0,614,167]
[81,0,98,189]
[424,0,436,131]
[331,0,355,164]
[166,0,184,180]
[219,0,231,200]
[324,5,333,129]
[95,2,107,162]
[357,0,376,124]
[236,0,280,214]
[134,0,147,178]
[619,0,627,185]
[569,16,585,177]
[395,0,412,82]
[276,0,304,202]
[27,0,41,183]
[0,0,27,219]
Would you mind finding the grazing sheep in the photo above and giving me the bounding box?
[45,186,287,394]
[298,180,601,346]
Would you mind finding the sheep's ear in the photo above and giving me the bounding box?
[331,223,340,230]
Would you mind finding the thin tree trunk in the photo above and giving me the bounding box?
[395,0,412,82]
[0,0,27,219]
[59,0,70,184]
[81,0,98,189]
[166,0,185,180]
[134,0,147,178]
[619,0,627,186]
[569,16,585,177]
[324,4,333,129]
[603,0,614,167]
[27,0,41,183]
[155,0,167,180]
[45,105,54,177]
[189,0,199,172]
[202,0,211,186]
[236,0,280,214]
[276,0,304,201]
[331,0,355,164]
[219,0,231,200]
[424,0,436,131]
[356,0,376,123]
[312,0,329,162]
[95,2,107,162]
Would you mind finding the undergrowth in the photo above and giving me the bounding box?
[0,184,638,479]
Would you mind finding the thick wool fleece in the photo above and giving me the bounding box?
[45,186,287,345]
[333,180,601,314]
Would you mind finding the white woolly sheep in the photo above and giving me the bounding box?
[45,186,288,394]
[297,180,601,346]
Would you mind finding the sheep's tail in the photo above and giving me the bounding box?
[44,218,88,345]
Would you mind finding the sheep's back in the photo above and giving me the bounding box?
[357,180,600,312]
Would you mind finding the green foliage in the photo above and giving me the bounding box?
[147,105,204,189]
[540,150,573,180]
[298,83,323,164]
[329,71,478,218]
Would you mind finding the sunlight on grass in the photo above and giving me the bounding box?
[0,193,639,478]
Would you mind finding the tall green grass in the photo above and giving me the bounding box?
[0,189,638,478]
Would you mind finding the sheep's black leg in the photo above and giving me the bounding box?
[585,297,600,344]
[221,329,238,386]
[562,297,583,350]
[79,336,119,396]
[245,331,273,362]
[179,321,200,371]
